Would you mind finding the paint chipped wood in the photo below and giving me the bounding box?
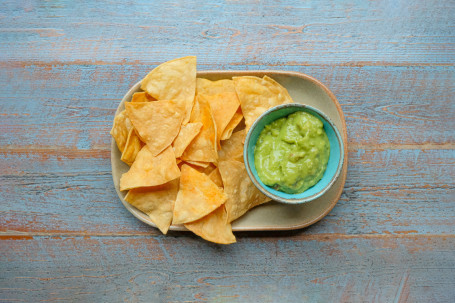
[1,236,454,302]
[1,0,454,301]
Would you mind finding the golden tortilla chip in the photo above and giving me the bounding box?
[202,163,217,175]
[124,179,179,234]
[110,110,132,153]
[120,146,180,191]
[121,128,144,165]
[218,130,245,163]
[141,56,196,124]
[198,93,240,149]
[218,160,271,222]
[221,109,244,141]
[131,92,156,102]
[180,95,218,163]
[180,161,216,175]
[233,75,293,134]
[126,100,184,156]
[184,160,210,168]
[172,122,203,158]
[172,164,227,224]
[196,78,235,95]
[208,167,223,188]
[184,205,236,244]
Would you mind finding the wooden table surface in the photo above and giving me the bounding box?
[1,1,454,302]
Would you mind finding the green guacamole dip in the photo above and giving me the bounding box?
[254,111,330,194]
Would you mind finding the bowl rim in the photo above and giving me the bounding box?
[244,103,345,204]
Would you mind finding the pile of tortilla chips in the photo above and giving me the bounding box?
[111,56,294,244]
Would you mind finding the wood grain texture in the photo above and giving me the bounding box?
[1,235,454,302]
[1,0,454,301]
[1,148,453,235]
[0,0,454,64]
[1,64,454,149]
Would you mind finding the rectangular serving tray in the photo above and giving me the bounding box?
[111,70,348,231]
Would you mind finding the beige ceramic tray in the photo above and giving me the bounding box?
[111,70,348,231]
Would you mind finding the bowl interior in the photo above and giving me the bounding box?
[245,104,344,203]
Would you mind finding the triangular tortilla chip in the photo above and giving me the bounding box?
[120,146,180,191]
[218,160,271,222]
[172,164,227,224]
[121,128,144,165]
[198,93,240,149]
[196,78,236,95]
[131,92,156,102]
[124,179,179,234]
[218,130,245,163]
[125,100,184,156]
[110,110,132,153]
[180,95,218,163]
[172,122,203,158]
[184,160,210,168]
[202,163,217,175]
[221,109,244,141]
[184,205,236,244]
[178,161,204,173]
[208,167,223,188]
[233,75,293,134]
[141,56,196,124]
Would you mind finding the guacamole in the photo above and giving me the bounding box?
[254,111,330,194]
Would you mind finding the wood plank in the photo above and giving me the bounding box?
[1,1,453,301]
[0,0,454,64]
[1,148,453,235]
[1,235,454,302]
[1,64,454,148]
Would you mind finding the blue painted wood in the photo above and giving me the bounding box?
[0,149,453,235]
[1,0,454,301]
[0,0,454,64]
[1,235,454,302]
[0,64,454,149]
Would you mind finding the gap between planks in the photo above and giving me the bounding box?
[0,60,454,68]
[0,143,454,156]
[0,232,454,240]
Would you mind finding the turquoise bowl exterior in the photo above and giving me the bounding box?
[244,104,345,204]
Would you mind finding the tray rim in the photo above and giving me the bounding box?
[111,69,348,232]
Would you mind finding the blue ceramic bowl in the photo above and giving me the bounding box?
[244,103,345,204]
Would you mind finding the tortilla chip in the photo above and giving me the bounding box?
[218,130,245,163]
[202,163,217,175]
[180,95,218,163]
[172,122,203,158]
[178,162,204,173]
[196,78,236,95]
[124,179,179,234]
[180,161,216,174]
[208,167,223,188]
[218,160,271,222]
[131,92,156,102]
[120,146,180,191]
[221,109,244,140]
[184,160,210,168]
[233,75,293,134]
[121,128,144,165]
[141,56,196,124]
[198,93,240,149]
[184,205,236,244]
[172,164,227,224]
[126,100,184,156]
[110,110,132,153]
